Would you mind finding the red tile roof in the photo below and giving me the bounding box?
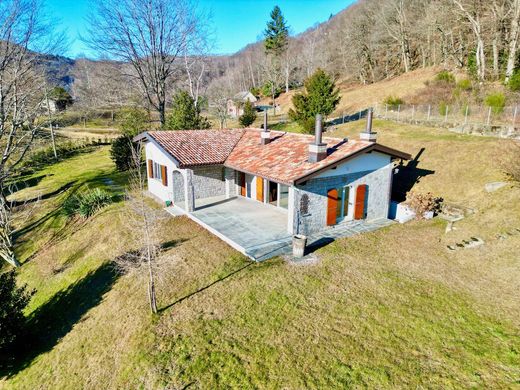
[140,128,410,184]
[226,129,371,185]
[147,129,244,168]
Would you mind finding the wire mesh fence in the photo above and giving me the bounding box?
[372,103,520,128]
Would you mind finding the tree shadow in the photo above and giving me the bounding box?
[3,174,51,197]
[327,108,369,126]
[392,148,435,202]
[0,262,120,378]
[158,262,253,313]
[9,181,77,208]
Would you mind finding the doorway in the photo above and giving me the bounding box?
[327,185,354,226]
[268,181,278,206]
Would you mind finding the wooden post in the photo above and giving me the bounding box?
[444,105,449,123]
[487,107,492,125]
[342,111,345,124]
[385,104,388,119]
[412,105,415,121]
[427,105,431,121]
[513,106,518,126]
[464,105,469,124]
[397,104,401,120]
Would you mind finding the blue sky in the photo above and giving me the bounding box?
[46,0,352,58]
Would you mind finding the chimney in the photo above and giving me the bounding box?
[360,108,377,142]
[308,114,327,163]
[261,110,270,145]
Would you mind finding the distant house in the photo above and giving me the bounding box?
[227,91,257,118]
[134,111,410,261]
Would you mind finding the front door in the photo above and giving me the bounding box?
[326,188,338,226]
[238,172,246,196]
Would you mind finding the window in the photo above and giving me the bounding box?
[153,162,162,181]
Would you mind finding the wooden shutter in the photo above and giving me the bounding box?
[256,178,264,202]
[147,160,153,178]
[326,188,338,226]
[354,184,367,220]
[161,165,168,186]
[239,172,246,196]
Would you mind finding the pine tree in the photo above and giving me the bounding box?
[288,69,341,133]
[165,90,210,130]
[264,6,288,56]
[239,100,257,127]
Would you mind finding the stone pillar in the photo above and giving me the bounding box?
[225,167,235,199]
[185,169,195,212]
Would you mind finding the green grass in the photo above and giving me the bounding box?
[1,123,520,388]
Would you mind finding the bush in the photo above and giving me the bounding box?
[110,136,138,171]
[0,270,33,354]
[435,71,455,84]
[456,79,472,91]
[508,70,520,91]
[239,100,257,127]
[63,188,113,218]
[484,93,506,114]
[383,96,404,110]
[439,101,448,116]
[405,191,443,219]
[249,87,261,98]
[261,82,282,98]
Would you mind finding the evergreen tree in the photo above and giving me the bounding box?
[49,86,73,110]
[239,100,257,127]
[288,69,341,133]
[165,90,210,130]
[110,108,148,172]
[264,5,288,56]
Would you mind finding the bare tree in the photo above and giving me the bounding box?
[0,0,63,267]
[115,142,165,313]
[207,78,233,129]
[86,0,208,126]
[505,0,520,82]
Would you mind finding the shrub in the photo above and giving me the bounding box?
[239,100,257,127]
[484,92,506,114]
[405,191,443,219]
[435,71,456,84]
[0,270,33,354]
[508,70,520,92]
[501,141,520,183]
[456,79,472,91]
[111,136,138,172]
[261,81,282,98]
[63,188,113,218]
[383,96,404,110]
[439,101,448,116]
[249,87,261,97]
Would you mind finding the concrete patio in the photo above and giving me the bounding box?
[166,195,394,261]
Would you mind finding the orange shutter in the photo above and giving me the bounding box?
[354,184,367,220]
[147,160,153,178]
[239,172,246,196]
[256,178,264,202]
[161,165,168,186]
[326,189,338,226]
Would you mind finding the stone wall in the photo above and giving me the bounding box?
[171,170,185,202]
[293,165,392,235]
[191,165,226,200]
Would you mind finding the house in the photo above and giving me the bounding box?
[134,111,410,260]
[227,91,258,118]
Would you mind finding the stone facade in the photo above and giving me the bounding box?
[293,165,393,235]
[191,165,226,200]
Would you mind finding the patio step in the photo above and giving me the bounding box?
[245,237,293,261]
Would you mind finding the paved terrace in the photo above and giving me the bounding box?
[166,196,393,261]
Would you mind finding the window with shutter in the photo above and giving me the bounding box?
[161,165,168,186]
[147,160,153,178]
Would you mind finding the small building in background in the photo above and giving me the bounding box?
[227,91,258,118]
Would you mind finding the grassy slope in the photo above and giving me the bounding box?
[1,124,520,388]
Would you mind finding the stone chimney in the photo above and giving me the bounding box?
[261,110,270,145]
[360,107,377,142]
[308,114,327,163]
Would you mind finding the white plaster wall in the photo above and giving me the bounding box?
[145,140,184,204]
[315,151,391,179]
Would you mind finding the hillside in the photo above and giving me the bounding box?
[1,120,519,388]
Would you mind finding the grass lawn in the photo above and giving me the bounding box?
[1,123,520,388]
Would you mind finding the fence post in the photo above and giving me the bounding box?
[397,104,401,120]
[513,106,518,127]
[342,111,345,124]
[412,105,415,121]
[427,105,431,121]
[385,104,388,119]
[464,105,469,124]
[487,107,491,125]
[444,105,449,123]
